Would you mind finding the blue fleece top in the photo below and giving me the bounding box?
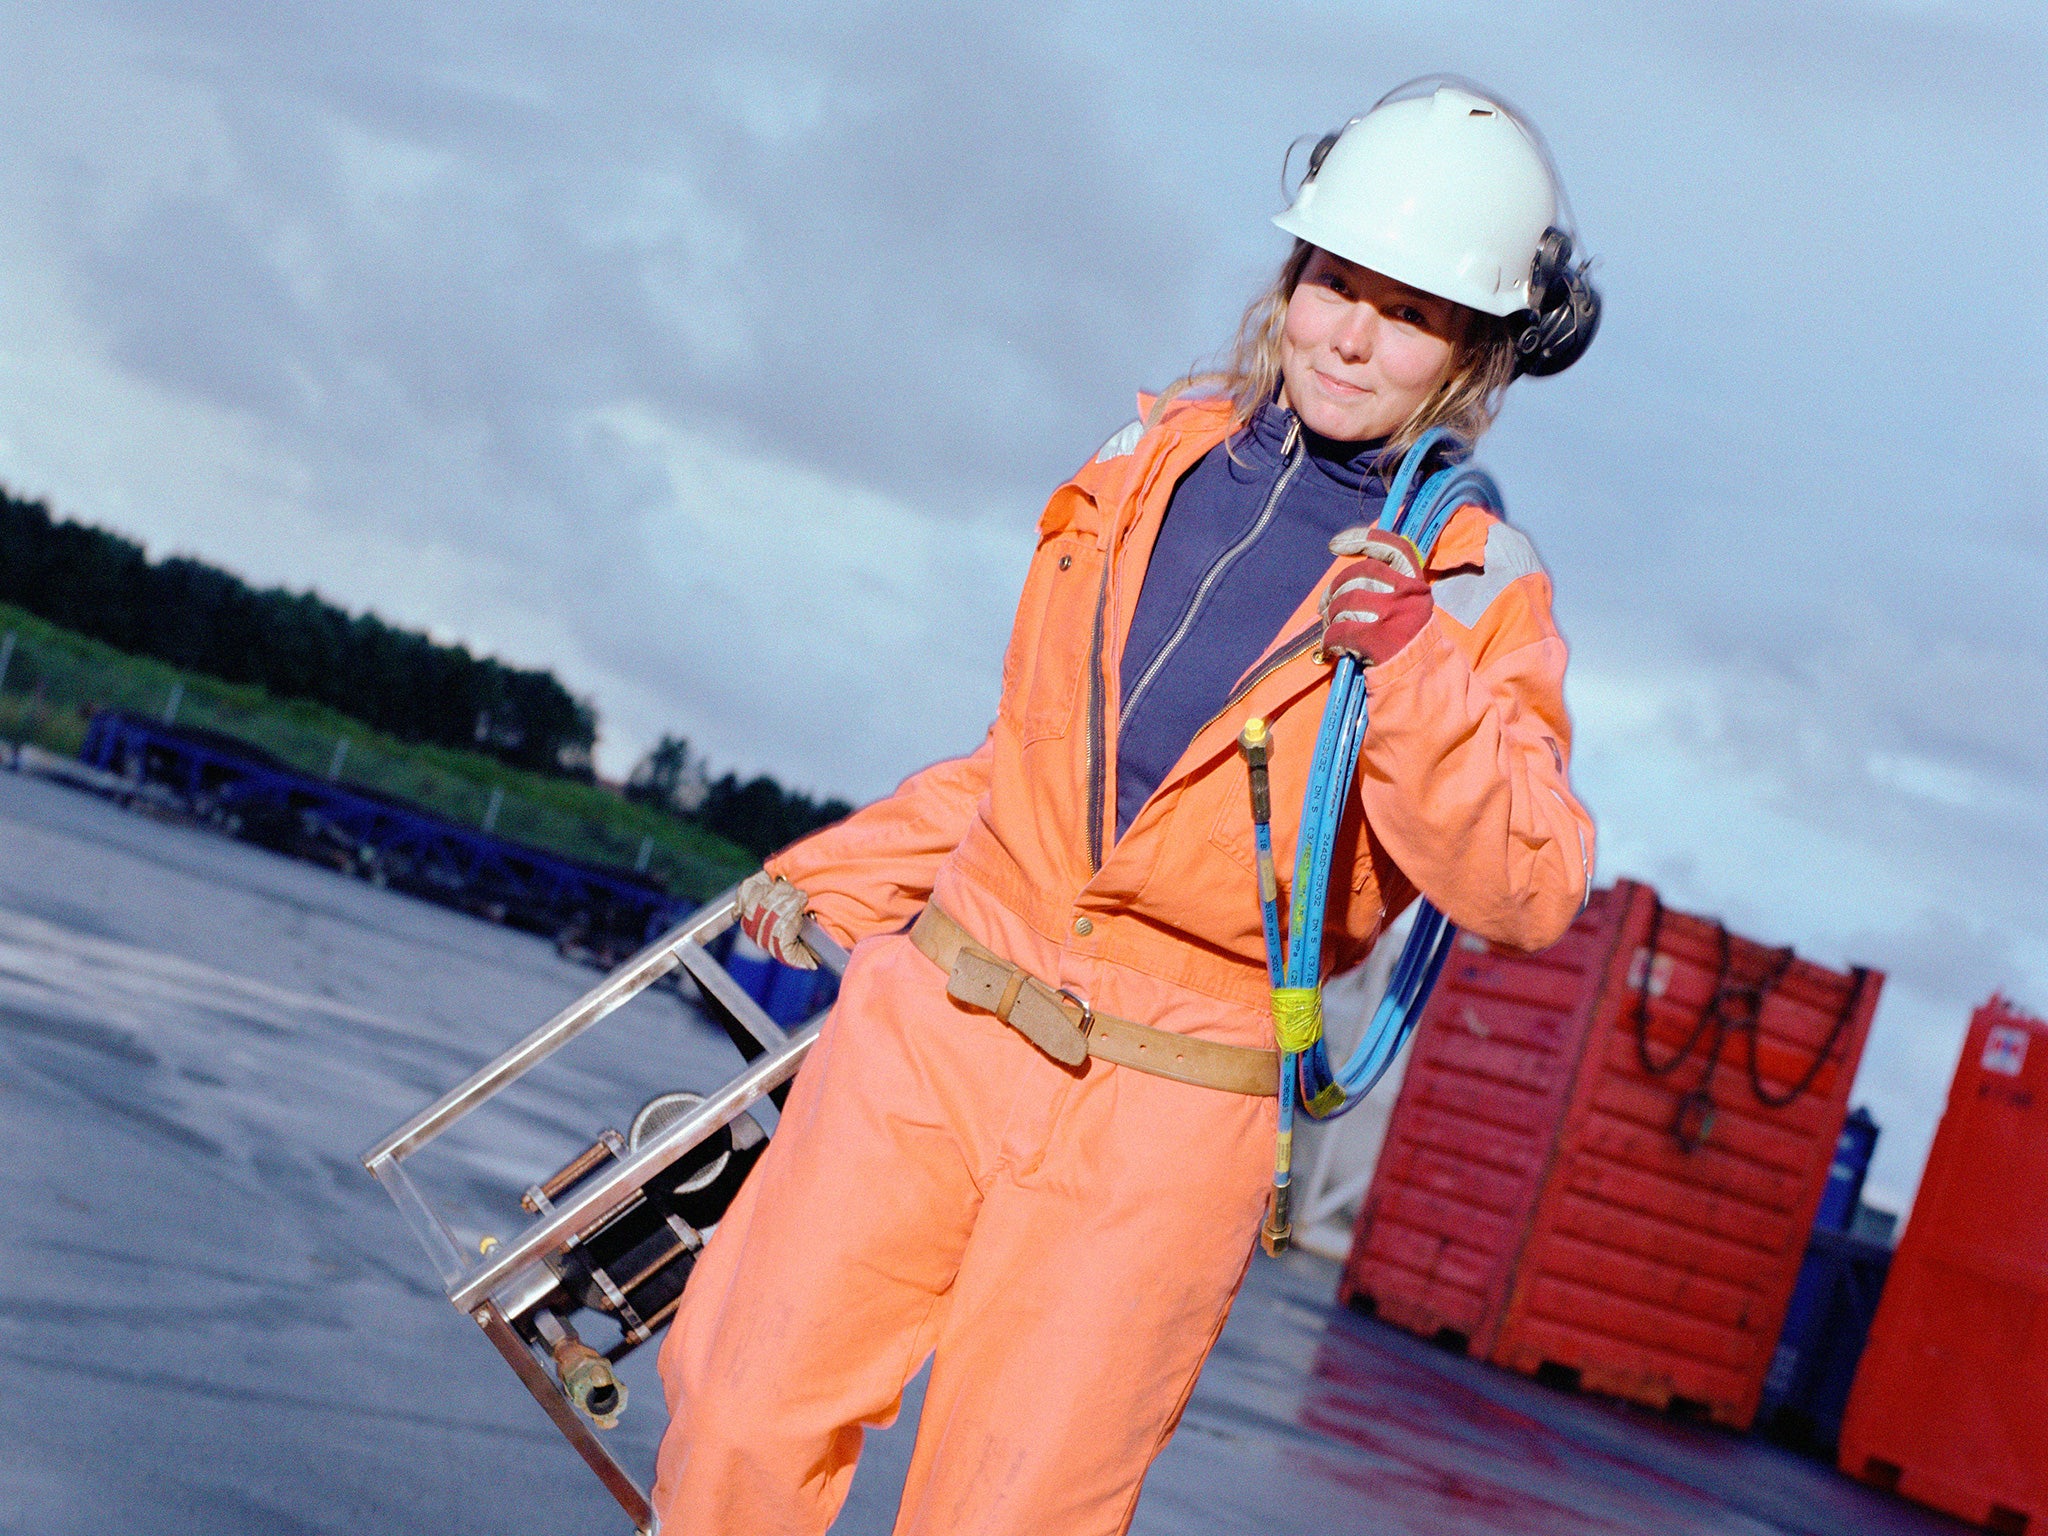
[1115,402,1390,840]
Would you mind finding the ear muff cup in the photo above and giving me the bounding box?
[1512,228,1602,378]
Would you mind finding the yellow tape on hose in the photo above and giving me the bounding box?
[1271,987,1323,1053]
[1305,1081,1347,1117]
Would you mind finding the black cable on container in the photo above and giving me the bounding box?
[1633,899,1733,1079]
[1748,965,1871,1109]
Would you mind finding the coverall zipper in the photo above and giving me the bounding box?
[1117,419,1303,733]
[1086,419,1307,873]
[1086,573,1110,871]
[1218,624,1322,718]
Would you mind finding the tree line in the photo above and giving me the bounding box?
[627,734,851,860]
[0,488,855,858]
[0,487,595,774]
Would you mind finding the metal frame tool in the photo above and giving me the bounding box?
[361,889,850,1533]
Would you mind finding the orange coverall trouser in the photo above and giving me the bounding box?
[651,929,1275,1535]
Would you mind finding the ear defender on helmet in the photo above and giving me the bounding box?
[1512,228,1602,378]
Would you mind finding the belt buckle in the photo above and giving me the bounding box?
[1056,987,1095,1038]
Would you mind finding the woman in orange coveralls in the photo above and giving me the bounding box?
[654,79,1598,1534]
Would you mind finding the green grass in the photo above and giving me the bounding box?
[0,602,758,901]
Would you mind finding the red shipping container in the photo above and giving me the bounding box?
[1839,996,2048,1532]
[1340,880,1880,1428]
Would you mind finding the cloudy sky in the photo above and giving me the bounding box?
[1,0,2042,1209]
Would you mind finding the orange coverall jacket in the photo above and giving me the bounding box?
[769,393,1593,1022]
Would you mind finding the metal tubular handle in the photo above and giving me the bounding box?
[363,879,853,1534]
[363,893,742,1167]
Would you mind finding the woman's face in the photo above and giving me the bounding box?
[1279,248,1465,442]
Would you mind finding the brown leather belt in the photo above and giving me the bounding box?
[909,903,1278,1097]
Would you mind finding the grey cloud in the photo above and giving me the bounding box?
[1842,906,2023,1008]
[3,0,2046,1198]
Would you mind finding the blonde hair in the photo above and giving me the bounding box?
[1151,240,1518,462]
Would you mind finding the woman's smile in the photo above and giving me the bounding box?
[1310,367,1370,398]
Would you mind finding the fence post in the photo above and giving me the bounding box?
[163,680,184,726]
[0,631,14,693]
[328,737,350,782]
[481,784,504,833]
[635,835,654,873]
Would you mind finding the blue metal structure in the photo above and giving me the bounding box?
[79,708,676,945]
[1758,1225,1894,1459]
[1756,1107,1889,1458]
[1813,1105,1880,1232]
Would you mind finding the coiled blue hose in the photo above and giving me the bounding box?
[1254,430,1503,1250]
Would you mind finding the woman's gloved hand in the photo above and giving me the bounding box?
[736,871,818,968]
[1320,527,1433,667]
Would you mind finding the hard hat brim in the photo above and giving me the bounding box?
[1272,211,1531,318]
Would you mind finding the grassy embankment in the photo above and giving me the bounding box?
[0,601,757,900]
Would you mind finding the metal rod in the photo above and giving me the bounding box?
[361,893,741,1166]
[453,1020,817,1313]
[797,918,851,974]
[523,1128,626,1214]
[610,1288,687,1359]
[677,939,789,1053]
[616,1227,694,1296]
[473,1301,655,1533]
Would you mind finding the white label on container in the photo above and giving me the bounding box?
[1627,947,1674,998]
[1982,1024,2029,1077]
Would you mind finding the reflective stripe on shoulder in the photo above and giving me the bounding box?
[1093,419,1143,463]
[1434,521,1544,627]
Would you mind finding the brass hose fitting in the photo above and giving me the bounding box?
[533,1311,627,1428]
[1261,1186,1292,1257]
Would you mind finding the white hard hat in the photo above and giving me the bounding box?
[1274,83,1559,318]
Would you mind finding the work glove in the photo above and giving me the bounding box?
[736,871,817,969]
[1320,527,1433,668]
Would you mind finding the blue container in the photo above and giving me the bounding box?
[762,949,838,1026]
[1813,1105,1880,1232]
[1757,1225,1893,1457]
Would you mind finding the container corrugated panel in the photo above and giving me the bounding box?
[1341,880,1881,1430]
[1839,996,2048,1533]
[1335,897,1638,1351]
[1338,887,1630,1350]
[1495,885,1880,1427]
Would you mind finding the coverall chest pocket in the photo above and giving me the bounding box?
[1206,722,1375,894]
[1000,533,1098,744]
